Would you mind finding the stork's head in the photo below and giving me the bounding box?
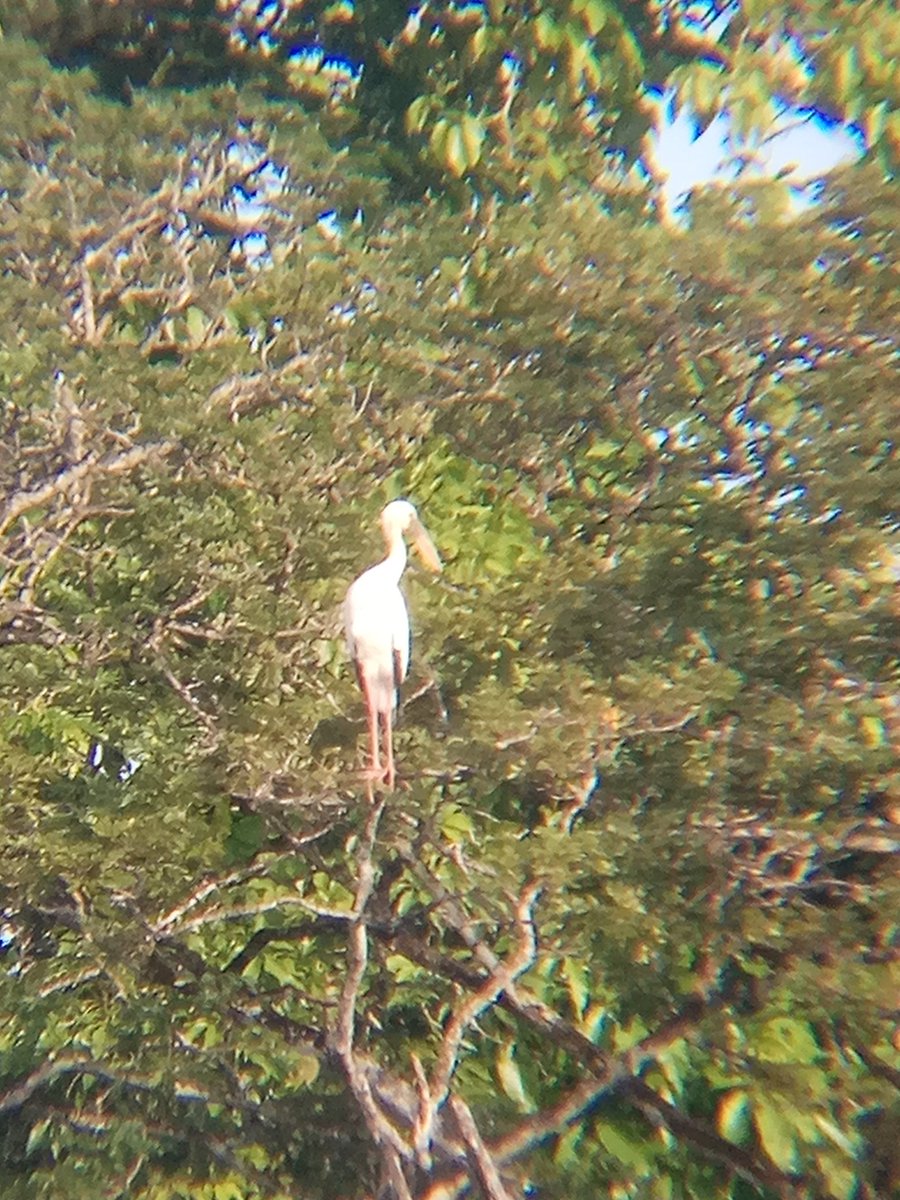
[381,499,442,572]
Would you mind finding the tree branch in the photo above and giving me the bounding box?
[0,441,173,538]
[447,1094,514,1200]
[413,881,541,1167]
[625,1079,809,1199]
[330,800,415,1190]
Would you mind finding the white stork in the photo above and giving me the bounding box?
[343,499,442,790]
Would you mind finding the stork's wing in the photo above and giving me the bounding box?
[392,646,404,696]
[353,655,367,696]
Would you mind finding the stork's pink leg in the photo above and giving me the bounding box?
[366,697,381,780]
[355,661,381,782]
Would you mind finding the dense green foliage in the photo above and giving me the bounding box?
[2,0,898,191]
[0,9,897,1200]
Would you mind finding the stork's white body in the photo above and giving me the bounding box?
[344,546,410,721]
[343,500,441,790]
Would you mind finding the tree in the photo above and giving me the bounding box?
[3,1,897,191]
[0,19,897,1200]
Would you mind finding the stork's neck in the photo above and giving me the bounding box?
[380,527,408,584]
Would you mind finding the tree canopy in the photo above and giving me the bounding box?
[3,0,898,191]
[0,7,897,1200]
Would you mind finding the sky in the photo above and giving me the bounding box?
[646,1,864,212]
[651,100,863,213]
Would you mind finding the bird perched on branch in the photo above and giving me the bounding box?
[344,500,442,791]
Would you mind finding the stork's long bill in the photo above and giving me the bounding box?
[408,517,442,574]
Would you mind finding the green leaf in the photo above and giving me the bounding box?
[859,715,884,747]
[405,95,431,135]
[534,13,561,51]
[444,124,468,177]
[386,954,421,982]
[597,1120,653,1173]
[862,100,888,148]
[754,1098,798,1172]
[185,305,207,343]
[285,1052,320,1088]
[213,1176,246,1200]
[26,1119,51,1155]
[561,955,589,1018]
[225,813,264,863]
[687,62,724,116]
[545,151,568,182]
[460,114,485,168]
[440,803,474,842]
[717,1090,750,1144]
[813,1114,859,1157]
[553,1124,583,1168]
[581,0,608,37]
[468,25,488,63]
[816,1148,858,1200]
[656,1039,690,1096]
[496,1042,533,1112]
[585,437,619,461]
[834,47,861,104]
[754,1017,820,1065]
[429,117,449,159]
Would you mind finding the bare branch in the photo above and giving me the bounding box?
[413,882,541,1167]
[331,801,415,1179]
[0,1056,144,1116]
[0,441,173,538]
[447,1094,514,1200]
[153,863,283,934]
[205,349,319,421]
[154,657,220,741]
